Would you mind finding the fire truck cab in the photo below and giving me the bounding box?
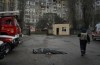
[0,11,21,36]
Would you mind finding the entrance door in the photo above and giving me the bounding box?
[56,28,59,35]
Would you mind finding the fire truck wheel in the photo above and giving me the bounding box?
[0,55,4,59]
[5,44,11,54]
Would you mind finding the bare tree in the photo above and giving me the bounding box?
[67,0,77,34]
[81,0,95,29]
[67,0,95,29]
[18,0,26,32]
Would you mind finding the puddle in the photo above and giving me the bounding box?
[32,48,67,54]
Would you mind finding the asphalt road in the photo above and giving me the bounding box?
[0,35,100,65]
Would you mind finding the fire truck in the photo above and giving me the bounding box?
[0,11,22,59]
[92,23,100,41]
[0,41,5,59]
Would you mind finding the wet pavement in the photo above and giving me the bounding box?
[0,35,100,65]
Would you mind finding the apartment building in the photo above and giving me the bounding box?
[0,0,19,11]
[24,0,68,27]
[39,0,68,20]
[24,0,35,24]
[95,0,100,11]
[24,0,41,27]
[95,0,100,22]
[58,0,67,20]
[0,0,3,11]
[11,0,19,11]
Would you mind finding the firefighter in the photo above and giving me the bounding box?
[78,28,90,56]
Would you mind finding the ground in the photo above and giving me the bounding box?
[0,35,100,65]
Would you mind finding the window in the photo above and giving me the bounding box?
[6,20,12,25]
[2,19,13,25]
[62,27,66,31]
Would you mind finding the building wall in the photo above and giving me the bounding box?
[39,0,68,20]
[53,24,70,35]
[95,0,100,23]
[24,0,68,28]
[1,0,19,11]
[24,0,34,23]
[24,0,39,27]
[95,0,100,14]
[13,0,19,11]
[24,0,56,25]
[0,0,3,11]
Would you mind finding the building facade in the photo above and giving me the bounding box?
[0,0,3,11]
[53,24,70,35]
[24,0,68,29]
[0,0,19,11]
[24,0,42,28]
[39,0,68,20]
[95,0,100,23]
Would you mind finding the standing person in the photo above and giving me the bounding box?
[78,28,90,56]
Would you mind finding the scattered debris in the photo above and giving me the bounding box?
[33,48,67,54]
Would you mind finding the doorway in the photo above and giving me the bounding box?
[56,28,59,35]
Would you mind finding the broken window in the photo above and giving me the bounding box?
[62,27,66,31]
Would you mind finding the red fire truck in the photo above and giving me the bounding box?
[0,11,22,59]
[92,23,100,41]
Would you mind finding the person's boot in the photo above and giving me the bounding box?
[81,50,85,56]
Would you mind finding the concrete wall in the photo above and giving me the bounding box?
[53,24,70,35]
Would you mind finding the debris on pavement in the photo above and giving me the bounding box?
[32,48,67,54]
